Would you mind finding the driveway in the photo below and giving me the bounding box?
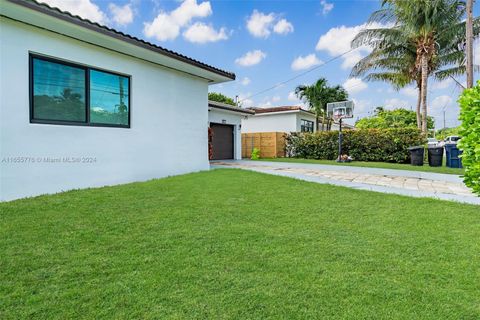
[211,160,479,205]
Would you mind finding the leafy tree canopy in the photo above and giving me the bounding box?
[356,107,434,130]
[208,92,236,106]
[436,126,461,140]
[458,82,480,195]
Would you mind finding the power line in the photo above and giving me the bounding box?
[240,19,473,105]
[239,48,358,102]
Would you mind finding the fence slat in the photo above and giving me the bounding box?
[241,132,286,158]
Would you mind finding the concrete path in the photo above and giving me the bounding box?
[211,160,479,205]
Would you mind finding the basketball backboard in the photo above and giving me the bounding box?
[327,101,354,120]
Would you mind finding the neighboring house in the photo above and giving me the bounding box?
[329,122,355,131]
[241,106,317,133]
[208,101,254,160]
[0,0,235,201]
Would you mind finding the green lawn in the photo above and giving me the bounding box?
[1,169,479,319]
[256,157,465,175]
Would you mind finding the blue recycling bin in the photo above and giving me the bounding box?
[444,144,463,168]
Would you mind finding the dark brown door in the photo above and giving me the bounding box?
[210,123,234,160]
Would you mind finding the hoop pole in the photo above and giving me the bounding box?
[337,118,343,162]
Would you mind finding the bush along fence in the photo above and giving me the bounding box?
[285,128,426,163]
[458,82,480,195]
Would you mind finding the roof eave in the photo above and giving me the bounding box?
[2,0,235,84]
[208,101,255,115]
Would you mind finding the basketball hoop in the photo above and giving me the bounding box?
[326,101,355,162]
[327,101,354,122]
[332,108,345,122]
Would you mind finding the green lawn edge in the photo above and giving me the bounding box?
[1,169,478,319]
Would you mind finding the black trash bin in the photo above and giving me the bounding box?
[428,146,444,167]
[445,144,463,168]
[408,146,425,166]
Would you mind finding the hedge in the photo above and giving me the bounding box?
[458,82,480,195]
[285,128,425,163]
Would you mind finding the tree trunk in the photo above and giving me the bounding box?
[321,113,325,131]
[416,86,422,129]
[466,0,474,88]
[316,113,320,131]
[420,54,429,134]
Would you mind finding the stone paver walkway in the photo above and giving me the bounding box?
[211,160,479,205]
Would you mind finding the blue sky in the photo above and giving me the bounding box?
[41,0,480,128]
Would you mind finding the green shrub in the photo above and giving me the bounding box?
[251,148,260,160]
[285,128,425,163]
[458,82,480,195]
[436,126,461,141]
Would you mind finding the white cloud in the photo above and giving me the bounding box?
[246,10,293,38]
[272,96,281,102]
[384,98,410,109]
[144,13,180,41]
[320,0,334,15]
[287,91,306,106]
[429,95,460,128]
[316,22,388,70]
[183,22,228,43]
[431,78,453,90]
[352,98,371,114]
[238,93,254,108]
[108,3,133,26]
[235,50,266,67]
[430,95,453,110]
[39,0,108,24]
[291,54,322,71]
[246,10,275,38]
[343,78,368,94]
[341,51,364,69]
[474,40,480,65]
[400,86,418,98]
[273,19,294,35]
[257,101,273,108]
[240,77,251,86]
[143,0,212,41]
[288,91,297,101]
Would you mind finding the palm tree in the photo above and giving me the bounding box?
[351,29,423,127]
[295,78,348,131]
[351,0,477,134]
[295,78,328,131]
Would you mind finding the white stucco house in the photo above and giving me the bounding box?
[0,0,235,201]
[208,101,254,160]
[241,106,317,133]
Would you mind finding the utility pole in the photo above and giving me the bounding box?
[466,0,474,88]
[443,108,446,129]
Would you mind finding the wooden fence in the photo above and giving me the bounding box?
[242,132,286,158]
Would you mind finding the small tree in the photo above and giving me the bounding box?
[458,82,480,195]
[208,92,236,106]
[356,108,434,130]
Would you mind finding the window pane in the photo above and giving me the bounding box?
[33,58,86,122]
[89,70,129,126]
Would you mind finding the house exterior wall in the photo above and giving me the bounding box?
[208,108,245,160]
[241,112,298,133]
[241,111,317,133]
[295,112,317,132]
[0,18,210,201]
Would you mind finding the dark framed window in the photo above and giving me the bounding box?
[301,119,314,132]
[30,54,130,128]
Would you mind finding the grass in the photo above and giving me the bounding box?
[1,169,479,319]
[255,157,465,175]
